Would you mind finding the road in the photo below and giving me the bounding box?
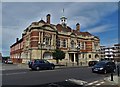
[2,66,112,86]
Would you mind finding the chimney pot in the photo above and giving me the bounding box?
[76,23,80,32]
[16,38,19,42]
[46,14,51,24]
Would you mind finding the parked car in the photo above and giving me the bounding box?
[28,59,55,70]
[88,60,98,66]
[92,61,116,74]
[5,59,13,64]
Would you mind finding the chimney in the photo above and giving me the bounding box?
[76,23,80,32]
[46,14,51,24]
[16,38,19,42]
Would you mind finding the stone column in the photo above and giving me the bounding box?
[66,52,69,62]
[41,31,43,43]
[74,53,76,63]
[39,31,40,43]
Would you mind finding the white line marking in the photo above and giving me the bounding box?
[96,83,101,86]
[87,81,99,85]
[100,81,105,84]
[0,68,5,70]
[3,72,27,75]
[39,70,56,72]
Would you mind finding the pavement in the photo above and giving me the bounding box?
[84,76,120,87]
[1,63,88,70]
[103,75,120,87]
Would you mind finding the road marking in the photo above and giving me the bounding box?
[3,72,27,75]
[100,81,105,84]
[0,69,5,71]
[87,81,99,85]
[96,83,101,86]
[66,78,87,85]
[38,70,56,72]
[87,81,105,86]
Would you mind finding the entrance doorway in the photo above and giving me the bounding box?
[69,53,78,63]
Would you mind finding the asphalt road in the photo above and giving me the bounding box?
[2,66,111,86]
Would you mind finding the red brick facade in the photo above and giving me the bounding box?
[10,14,100,64]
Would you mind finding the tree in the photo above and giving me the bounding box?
[52,49,65,64]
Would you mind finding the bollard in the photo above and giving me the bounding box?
[111,73,114,81]
[117,65,120,77]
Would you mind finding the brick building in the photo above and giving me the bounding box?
[10,14,100,64]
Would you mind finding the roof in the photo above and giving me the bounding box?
[39,20,46,24]
[114,44,120,46]
[10,38,23,48]
[73,30,92,36]
[56,24,71,32]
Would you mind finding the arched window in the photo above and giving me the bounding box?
[71,40,74,48]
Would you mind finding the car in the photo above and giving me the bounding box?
[28,59,55,70]
[5,59,13,64]
[88,60,98,67]
[92,61,116,74]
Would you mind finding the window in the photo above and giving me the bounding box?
[89,55,91,58]
[43,37,51,46]
[57,39,60,47]
[63,39,66,47]
[82,54,84,59]
[94,43,98,50]
[46,38,49,45]
[26,38,30,46]
[81,42,84,50]
[71,40,74,48]
[78,42,80,47]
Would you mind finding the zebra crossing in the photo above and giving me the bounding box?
[66,78,106,87]
[86,80,105,87]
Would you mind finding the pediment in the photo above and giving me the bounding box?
[70,32,77,37]
[42,25,56,31]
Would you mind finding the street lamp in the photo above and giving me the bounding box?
[38,42,45,59]
[76,45,80,65]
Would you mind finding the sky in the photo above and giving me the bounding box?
[1,1,119,56]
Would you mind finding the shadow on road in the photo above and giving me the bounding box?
[2,81,84,87]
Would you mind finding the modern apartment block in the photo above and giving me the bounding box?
[10,14,100,64]
[0,53,2,61]
[99,44,120,62]
[99,46,106,59]
[114,44,120,62]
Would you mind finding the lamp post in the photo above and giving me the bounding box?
[76,45,80,66]
[38,42,45,59]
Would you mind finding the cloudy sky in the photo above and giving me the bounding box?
[1,2,118,56]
